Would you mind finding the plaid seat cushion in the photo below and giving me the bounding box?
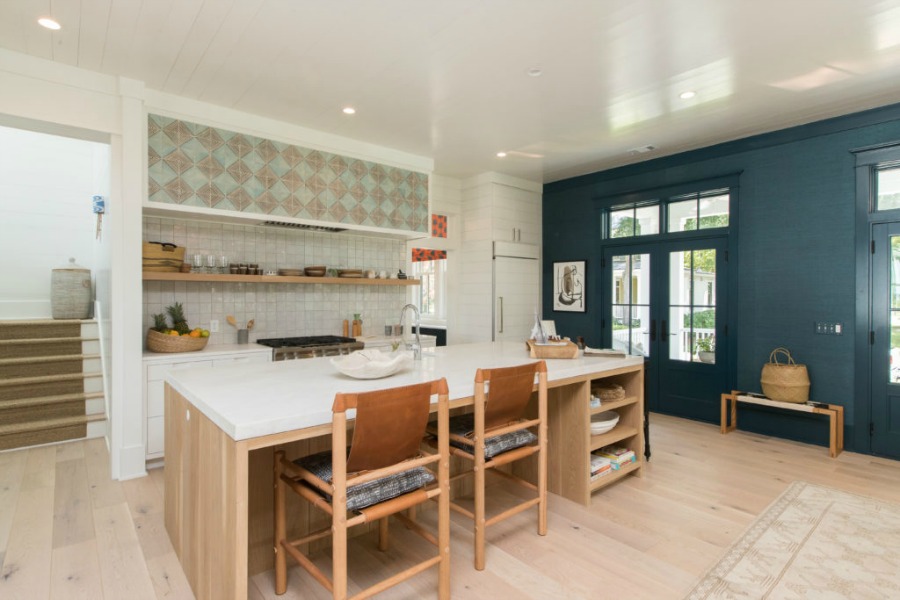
[294,450,434,512]
[448,414,537,459]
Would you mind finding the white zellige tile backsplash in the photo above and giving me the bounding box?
[143,217,410,345]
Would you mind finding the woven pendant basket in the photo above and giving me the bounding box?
[760,347,810,403]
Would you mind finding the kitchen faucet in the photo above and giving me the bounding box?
[399,303,422,360]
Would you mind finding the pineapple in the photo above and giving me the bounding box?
[165,302,191,335]
[151,313,169,333]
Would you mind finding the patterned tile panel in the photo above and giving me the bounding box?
[147,114,429,233]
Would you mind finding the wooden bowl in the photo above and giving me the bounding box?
[304,266,326,277]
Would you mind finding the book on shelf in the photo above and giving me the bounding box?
[590,455,611,479]
[595,446,636,469]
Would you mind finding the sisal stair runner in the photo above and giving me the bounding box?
[0,320,106,450]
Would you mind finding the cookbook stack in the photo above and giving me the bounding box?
[594,445,636,470]
[590,454,612,480]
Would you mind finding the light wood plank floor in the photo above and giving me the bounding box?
[2,413,899,600]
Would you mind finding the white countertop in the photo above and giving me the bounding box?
[165,341,643,441]
[142,343,271,362]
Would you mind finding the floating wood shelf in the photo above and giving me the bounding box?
[142,272,420,286]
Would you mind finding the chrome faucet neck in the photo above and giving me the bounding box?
[399,303,422,360]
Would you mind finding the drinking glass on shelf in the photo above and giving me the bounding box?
[192,253,204,274]
[206,255,216,273]
[218,255,229,274]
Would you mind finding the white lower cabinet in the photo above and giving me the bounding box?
[143,346,271,461]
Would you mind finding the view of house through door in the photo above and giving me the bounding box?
[870,221,900,459]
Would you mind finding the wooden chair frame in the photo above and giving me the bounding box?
[274,378,450,599]
[445,361,548,571]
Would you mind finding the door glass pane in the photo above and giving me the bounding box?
[611,253,650,356]
[699,193,730,229]
[668,199,697,232]
[878,167,900,211]
[891,235,900,382]
[669,248,716,362]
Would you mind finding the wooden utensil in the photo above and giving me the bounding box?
[247,319,254,330]
[226,315,237,328]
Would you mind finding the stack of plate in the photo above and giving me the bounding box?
[277,268,303,276]
[337,269,363,278]
[590,411,620,436]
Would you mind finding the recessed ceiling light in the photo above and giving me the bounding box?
[342,107,356,115]
[679,90,696,100]
[496,152,507,158]
[526,67,543,77]
[38,17,61,30]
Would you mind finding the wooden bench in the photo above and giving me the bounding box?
[720,390,844,458]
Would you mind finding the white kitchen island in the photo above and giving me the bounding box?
[163,341,644,600]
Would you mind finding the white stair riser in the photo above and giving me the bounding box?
[80,322,99,338]
[82,340,100,354]
[84,377,103,394]
[86,419,107,439]
[86,397,106,415]
[83,357,102,374]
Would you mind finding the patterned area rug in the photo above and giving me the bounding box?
[688,481,900,599]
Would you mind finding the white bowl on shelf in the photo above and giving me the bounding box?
[590,411,620,435]
[330,349,413,379]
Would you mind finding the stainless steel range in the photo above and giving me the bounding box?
[256,335,364,361]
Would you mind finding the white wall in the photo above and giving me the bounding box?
[0,126,107,319]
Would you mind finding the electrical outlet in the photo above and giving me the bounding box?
[210,319,219,333]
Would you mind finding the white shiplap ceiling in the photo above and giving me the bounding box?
[3,0,900,183]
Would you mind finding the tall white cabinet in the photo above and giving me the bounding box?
[457,173,543,343]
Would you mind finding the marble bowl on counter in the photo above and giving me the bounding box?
[330,349,414,379]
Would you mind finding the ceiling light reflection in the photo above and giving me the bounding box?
[38,17,61,30]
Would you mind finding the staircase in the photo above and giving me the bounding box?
[0,319,107,450]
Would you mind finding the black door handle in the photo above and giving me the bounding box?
[650,319,657,342]
[661,319,668,340]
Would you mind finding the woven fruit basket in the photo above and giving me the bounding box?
[526,339,579,359]
[146,329,208,353]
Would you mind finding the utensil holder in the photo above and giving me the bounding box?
[237,328,249,344]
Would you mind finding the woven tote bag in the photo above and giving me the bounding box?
[760,347,810,403]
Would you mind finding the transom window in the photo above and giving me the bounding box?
[607,188,730,238]
[610,204,660,238]
[877,165,900,211]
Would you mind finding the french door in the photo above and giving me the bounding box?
[603,237,729,421]
[870,222,900,458]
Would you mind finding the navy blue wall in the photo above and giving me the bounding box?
[543,102,900,451]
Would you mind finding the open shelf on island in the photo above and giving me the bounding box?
[590,395,638,414]
[589,425,638,451]
[589,460,641,491]
[545,363,644,505]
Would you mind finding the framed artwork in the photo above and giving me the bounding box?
[553,261,586,312]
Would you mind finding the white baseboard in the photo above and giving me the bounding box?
[116,443,148,481]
